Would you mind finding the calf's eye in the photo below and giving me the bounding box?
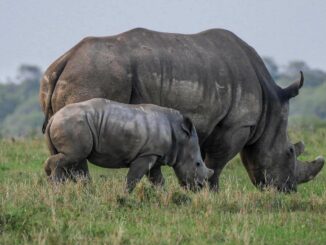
[196,162,201,167]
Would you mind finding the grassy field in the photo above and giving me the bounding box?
[0,127,326,244]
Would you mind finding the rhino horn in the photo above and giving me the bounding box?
[282,71,304,99]
[294,141,305,156]
[295,156,324,184]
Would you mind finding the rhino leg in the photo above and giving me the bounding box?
[45,157,90,182]
[66,159,90,182]
[44,153,87,182]
[44,157,53,177]
[44,153,72,182]
[126,156,158,192]
[146,164,165,187]
[205,126,251,191]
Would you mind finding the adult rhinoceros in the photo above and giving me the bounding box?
[39,28,324,192]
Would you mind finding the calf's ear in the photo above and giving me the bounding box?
[181,116,193,137]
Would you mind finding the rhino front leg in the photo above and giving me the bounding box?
[205,126,251,191]
[147,164,165,187]
[126,156,158,192]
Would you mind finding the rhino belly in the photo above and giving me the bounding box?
[87,151,129,169]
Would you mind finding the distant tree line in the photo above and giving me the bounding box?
[0,65,43,138]
[263,57,326,87]
[263,57,326,122]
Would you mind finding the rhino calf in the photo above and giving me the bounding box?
[44,98,213,192]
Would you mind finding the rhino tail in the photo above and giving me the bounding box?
[45,117,57,155]
[41,52,71,134]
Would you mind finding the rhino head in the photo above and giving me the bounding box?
[241,72,324,192]
[171,116,214,191]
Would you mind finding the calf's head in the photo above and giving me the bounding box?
[172,116,214,191]
[241,72,324,192]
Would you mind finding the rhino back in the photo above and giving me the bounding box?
[79,99,173,167]
[119,28,264,138]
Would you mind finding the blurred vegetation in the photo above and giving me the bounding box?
[263,57,326,125]
[0,65,43,138]
[0,59,326,138]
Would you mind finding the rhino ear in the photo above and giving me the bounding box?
[282,71,304,100]
[181,116,193,137]
[294,141,305,156]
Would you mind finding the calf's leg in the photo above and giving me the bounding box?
[44,153,85,182]
[67,159,90,182]
[44,157,90,182]
[126,156,158,192]
[146,164,165,187]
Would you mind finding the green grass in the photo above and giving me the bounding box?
[1,128,326,244]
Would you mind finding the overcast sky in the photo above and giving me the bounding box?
[0,0,325,81]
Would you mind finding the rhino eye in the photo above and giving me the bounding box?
[196,162,201,167]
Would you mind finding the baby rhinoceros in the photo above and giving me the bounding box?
[44,98,213,192]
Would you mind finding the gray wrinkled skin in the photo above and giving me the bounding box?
[43,98,213,192]
[40,28,324,192]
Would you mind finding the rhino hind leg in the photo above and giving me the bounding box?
[44,153,70,182]
[204,126,251,191]
[146,165,165,187]
[66,159,91,182]
[44,153,87,182]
